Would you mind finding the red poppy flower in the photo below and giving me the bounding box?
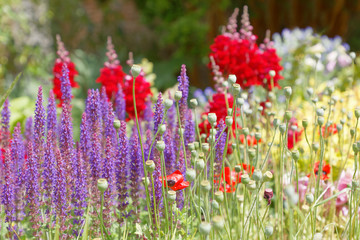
[53,61,79,104]
[321,124,338,138]
[160,170,189,191]
[218,164,254,192]
[308,161,331,180]
[288,118,303,149]
[239,134,260,146]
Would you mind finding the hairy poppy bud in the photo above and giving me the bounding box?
[202,143,210,152]
[208,113,217,125]
[211,200,220,210]
[269,70,276,77]
[156,140,165,152]
[279,124,286,134]
[317,117,324,126]
[236,97,244,106]
[255,132,261,141]
[253,170,262,182]
[241,174,250,184]
[285,111,292,121]
[131,64,142,78]
[291,150,300,161]
[306,88,313,96]
[264,225,274,237]
[196,159,205,170]
[145,160,155,173]
[242,128,249,136]
[200,180,211,192]
[246,180,257,191]
[355,108,360,119]
[215,191,224,203]
[302,119,308,128]
[312,142,319,152]
[113,119,121,129]
[167,190,176,202]
[164,99,173,109]
[159,124,166,135]
[228,74,237,84]
[189,98,198,108]
[306,193,314,204]
[212,216,224,230]
[284,86,292,98]
[225,116,233,127]
[97,178,108,193]
[174,91,183,102]
[232,83,241,95]
[188,143,195,151]
[234,165,241,173]
[199,222,211,235]
[316,108,324,117]
[273,118,280,128]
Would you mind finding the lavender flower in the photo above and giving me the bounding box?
[184,109,195,146]
[177,65,189,125]
[1,148,15,222]
[215,120,226,182]
[164,129,175,174]
[129,129,142,220]
[34,87,46,170]
[47,90,57,136]
[1,98,10,148]
[25,117,33,143]
[153,93,164,136]
[73,144,88,219]
[115,121,129,223]
[86,89,101,136]
[115,84,126,121]
[166,93,176,133]
[60,64,72,105]
[42,130,56,207]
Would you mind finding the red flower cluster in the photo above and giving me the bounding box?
[288,118,303,149]
[52,36,79,103]
[123,73,152,120]
[219,163,254,193]
[161,170,189,191]
[321,123,338,138]
[209,10,283,90]
[308,161,331,180]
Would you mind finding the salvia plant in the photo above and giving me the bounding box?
[1,5,360,240]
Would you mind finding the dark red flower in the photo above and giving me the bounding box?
[321,123,338,138]
[264,188,273,205]
[160,170,190,191]
[308,161,331,180]
[123,73,152,120]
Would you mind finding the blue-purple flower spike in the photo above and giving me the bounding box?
[34,86,46,170]
[47,90,57,136]
[25,117,33,143]
[1,98,10,148]
[215,120,227,180]
[115,84,126,121]
[42,130,57,208]
[2,148,15,222]
[177,64,189,124]
[60,63,73,106]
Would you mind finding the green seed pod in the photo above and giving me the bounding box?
[225,116,233,127]
[208,113,217,125]
[353,143,358,154]
[269,70,276,77]
[336,123,342,132]
[211,200,220,210]
[159,124,166,135]
[214,191,224,203]
[255,132,261,141]
[209,128,217,136]
[97,178,109,193]
[234,165,241,173]
[291,150,300,161]
[316,108,324,117]
[142,177,150,185]
[167,190,176,202]
[252,169,262,182]
[265,102,272,109]
[156,140,165,152]
[222,81,229,88]
[306,193,314,204]
[164,99,173,109]
[263,171,273,182]
[202,143,210,152]
[285,111,292,121]
[145,160,155,173]
[131,64,142,78]
[113,119,121,129]
[317,117,324,126]
[279,124,286,134]
[351,128,355,138]
[248,149,256,160]
[242,128,249,136]
[174,91,183,102]
[227,108,233,116]
[264,225,274,237]
[200,180,211,192]
[228,74,237,84]
[246,180,257,191]
[273,118,280,128]
[268,92,276,101]
[194,141,200,149]
[306,88,313,96]
[185,168,196,182]
[312,142,319,152]
[241,174,250,184]
[257,106,264,112]
[199,222,212,235]
[236,97,244,106]
[189,98,198,108]
[212,216,225,231]
[284,86,292,98]
[191,150,197,158]
[232,83,241,95]
[195,159,205,170]
[188,143,195,151]
[327,86,334,95]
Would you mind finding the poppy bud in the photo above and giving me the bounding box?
[257,106,263,112]
[198,152,205,159]
[241,174,250,184]
[291,150,300,161]
[336,123,342,132]
[164,99,173,109]
[167,190,176,202]
[208,113,217,125]
[214,191,224,203]
[350,52,356,59]
[196,159,205,170]
[273,118,280,128]
[327,86,334,95]
[284,86,292,98]
[225,116,233,127]
[234,165,241,173]
[352,180,359,190]
[264,225,274,237]
[269,70,276,77]
[188,143,195,151]
[131,64,142,78]
[263,171,273,182]
[232,83,241,95]
[228,74,237,84]
[211,200,220,210]
[189,98,198,108]
[306,88,313,96]
[194,141,199,149]
[246,180,257,191]
[191,150,197,159]
[113,119,121,129]
[242,128,249,136]
[208,136,215,144]
[199,222,211,235]
[97,178,108,193]
[285,111,292,121]
[265,102,272,109]
[316,108,324,117]
[353,143,358,154]
[268,92,276,101]
[340,119,346,125]
[222,81,228,88]
[279,124,286,134]
[175,91,183,102]
[156,140,165,152]
[236,97,244,106]
[142,177,150,185]
[202,143,210,152]
[227,108,233,116]
[302,119,308,128]
[178,128,184,135]
[317,117,324,126]
[200,180,211,192]
[201,133,207,142]
[351,128,355,137]
[212,216,224,230]
[248,149,256,160]
[186,168,196,182]
[306,193,314,204]
[145,160,155,173]
[312,142,319,152]
[253,170,262,182]
[159,124,166,135]
[355,108,360,119]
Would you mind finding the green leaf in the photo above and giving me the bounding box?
[0,72,21,108]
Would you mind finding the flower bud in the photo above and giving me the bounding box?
[254,132,261,141]
[317,117,324,126]
[200,180,211,192]
[186,168,196,182]
[306,88,313,96]
[142,177,150,185]
[241,174,250,184]
[252,169,262,182]
[113,119,121,129]
[279,123,286,134]
[316,108,324,117]
[208,113,217,124]
[312,142,319,152]
[284,86,292,98]
[264,225,274,237]
[156,140,165,152]
[191,150,197,160]
[355,108,360,119]
[351,128,355,137]
[350,52,356,59]
[273,118,280,128]
[257,106,263,112]
[159,124,166,135]
[214,191,224,203]
[327,86,334,95]
[97,178,109,193]
[352,180,359,190]
[199,222,211,235]
[174,91,183,101]
[265,102,272,109]
[131,64,142,78]
[211,200,220,210]
[353,143,358,154]
[336,123,342,132]
[189,98,198,108]
[291,150,300,161]
[242,128,249,136]
[198,152,205,159]
[232,83,241,95]
[202,143,210,152]
[248,149,256,160]
[212,216,224,230]
[263,171,273,182]
[246,180,257,191]
[222,81,228,88]
[285,111,292,121]
[195,159,205,170]
[225,116,233,127]
[227,108,233,116]
[313,233,323,240]
[228,74,237,84]
[269,70,276,77]
[235,165,241,173]
[145,160,155,173]
[302,119,308,128]
[167,190,176,202]
[236,97,244,106]
[164,99,173,109]
[177,127,184,135]
[188,143,195,151]
[268,92,276,101]
[194,141,199,149]
[210,128,217,136]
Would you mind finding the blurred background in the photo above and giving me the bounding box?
[1,0,360,101]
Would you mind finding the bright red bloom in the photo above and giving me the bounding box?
[321,123,338,138]
[52,61,79,103]
[308,161,331,180]
[123,73,152,120]
[97,65,126,99]
[239,134,260,146]
[218,164,254,193]
[160,170,190,191]
[288,118,303,149]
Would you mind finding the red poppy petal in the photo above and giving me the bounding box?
[171,181,190,191]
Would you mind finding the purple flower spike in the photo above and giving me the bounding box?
[25,117,33,143]
[1,98,10,148]
[115,84,126,121]
[184,109,195,146]
[42,130,56,206]
[215,120,227,182]
[54,148,68,229]
[153,93,164,136]
[164,129,175,174]
[115,121,129,223]
[25,142,42,236]
[177,65,189,111]
[129,129,142,220]
[34,86,46,169]
[73,144,88,217]
[47,90,57,136]
[2,148,15,222]
[102,136,115,192]
[60,63,72,105]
